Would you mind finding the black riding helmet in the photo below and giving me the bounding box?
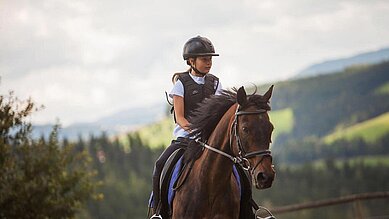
[183,36,219,60]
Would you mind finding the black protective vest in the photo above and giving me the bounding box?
[176,72,219,121]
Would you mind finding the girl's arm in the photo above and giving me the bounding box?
[173,95,191,132]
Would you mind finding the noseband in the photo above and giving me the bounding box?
[196,105,272,171]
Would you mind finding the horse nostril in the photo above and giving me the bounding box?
[257,172,268,182]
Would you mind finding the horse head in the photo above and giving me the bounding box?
[232,85,275,189]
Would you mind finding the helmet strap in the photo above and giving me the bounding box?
[191,66,207,76]
[190,58,207,76]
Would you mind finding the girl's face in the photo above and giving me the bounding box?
[190,56,212,75]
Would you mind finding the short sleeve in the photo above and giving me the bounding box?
[169,79,184,98]
[215,81,223,95]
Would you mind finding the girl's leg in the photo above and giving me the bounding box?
[152,141,183,209]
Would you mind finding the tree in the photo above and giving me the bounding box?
[0,92,98,218]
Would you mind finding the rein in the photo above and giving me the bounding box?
[196,105,272,171]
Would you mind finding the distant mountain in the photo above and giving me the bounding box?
[295,47,389,78]
[270,61,389,143]
[32,103,167,141]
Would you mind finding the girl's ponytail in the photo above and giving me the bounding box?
[171,68,191,84]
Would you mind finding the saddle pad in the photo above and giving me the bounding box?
[167,159,241,208]
[147,158,183,208]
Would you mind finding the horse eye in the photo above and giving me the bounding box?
[242,127,249,133]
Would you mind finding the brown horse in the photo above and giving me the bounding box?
[172,86,276,218]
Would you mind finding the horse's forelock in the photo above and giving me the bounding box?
[247,95,271,111]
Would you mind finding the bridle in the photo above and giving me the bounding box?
[196,104,272,172]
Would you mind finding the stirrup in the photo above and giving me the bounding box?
[255,206,276,219]
[150,214,163,219]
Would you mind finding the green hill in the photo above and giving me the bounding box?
[324,112,389,144]
[137,118,174,148]
[258,61,389,144]
[117,118,174,149]
[269,108,294,140]
[374,81,389,95]
[249,61,389,164]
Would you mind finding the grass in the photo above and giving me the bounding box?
[136,117,175,149]
[324,112,389,144]
[116,117,175,149]
[374,82,389,95]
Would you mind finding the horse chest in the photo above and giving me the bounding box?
[173,180,240,218]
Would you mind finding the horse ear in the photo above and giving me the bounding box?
[263,85,274,102]
[237,86,247,107]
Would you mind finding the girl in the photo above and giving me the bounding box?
[150,35,223,217]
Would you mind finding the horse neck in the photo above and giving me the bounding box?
[200,104,237,182]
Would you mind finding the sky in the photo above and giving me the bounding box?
[1,0,389,126]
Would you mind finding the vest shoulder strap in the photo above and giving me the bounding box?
[204,74,219,96]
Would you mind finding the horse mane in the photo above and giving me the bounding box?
[189,87,271,141]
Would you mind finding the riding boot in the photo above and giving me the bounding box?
[150,172,163,219]
[151,140,182,210]
[152,173,160,211]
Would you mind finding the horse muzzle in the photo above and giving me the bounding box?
[253,165,275,189]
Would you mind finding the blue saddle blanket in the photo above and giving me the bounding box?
[149,157,241,208]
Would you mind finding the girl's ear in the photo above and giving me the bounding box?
[237,86,247,107]
[188,58,195,66]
